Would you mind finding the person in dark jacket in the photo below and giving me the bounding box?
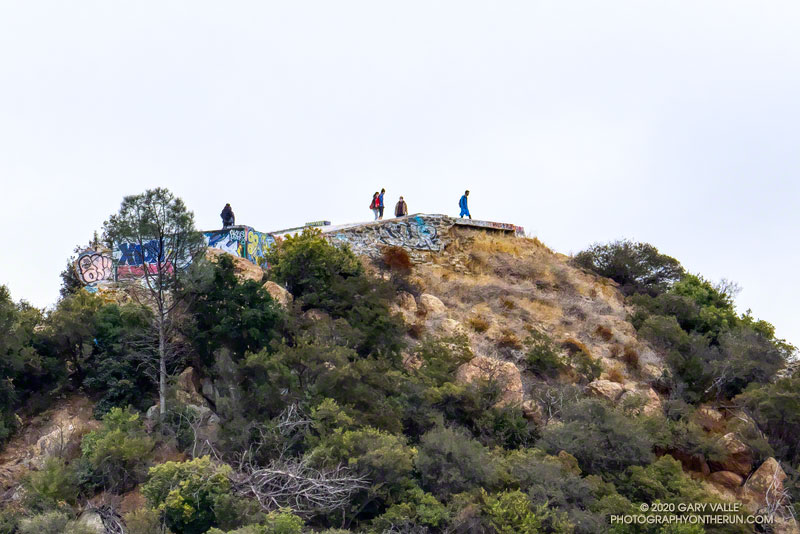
[395,196,408,217]
[378,188,386,220]
[221,203,235,227]
[459,190,471,219]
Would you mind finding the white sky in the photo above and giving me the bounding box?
[0,2,798,345]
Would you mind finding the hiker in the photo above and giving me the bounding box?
[370,192,380,220]
[459,190,471,219]
[221,203,235,227]
[378,188,386,220]
[395,196,408,217]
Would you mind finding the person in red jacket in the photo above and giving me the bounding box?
[369,192,380,220]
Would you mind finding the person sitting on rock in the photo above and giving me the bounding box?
[395,196,408,217]
[221,203,235,227]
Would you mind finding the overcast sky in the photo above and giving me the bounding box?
[1,2,798,345]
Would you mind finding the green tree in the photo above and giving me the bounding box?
[103,188,205,418]
[142,456,233,534]
[573,240,684,296]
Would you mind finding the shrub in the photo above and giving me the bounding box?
[22,457,79,512]
[80,406,154,493]
[18,512,96,534]
[497,329,523,350]
[207,509,304,534]
[467,315,490,333]
[371,487,449,531]
[381,246,412,273]
[482,490,542,534]
[142,456,234,534]
[123,508,165,534]
[622,346,640,370]
[607,365,625,383]
[537,399,654,475]
[415,426,500,499]
[183,254,285,367]
[525,331,565,378]
[737,377,800,465]
[573,240,684,296]
[594,325,614,341]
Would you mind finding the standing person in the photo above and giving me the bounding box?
[395,196,408,217]
[370,192,380,220]
[378,188,386,220]
[459,190,471,219]
[220,203,235,227]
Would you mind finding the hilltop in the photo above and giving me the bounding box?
[0,209,797,534]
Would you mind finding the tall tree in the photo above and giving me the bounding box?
[103,188,205,417]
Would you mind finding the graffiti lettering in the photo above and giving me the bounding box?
[378,216,440,251]
[75,251,114,284]
[204,227,276,264]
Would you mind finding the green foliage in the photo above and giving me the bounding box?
[524,331,566,378]
[207,509,304,534]
[310,426,416,505]
[415,426,500,499]
[143,456,233,534]
[538,399,654,476]
[266,229,404,356]
[83,302,155,415]
[371,487,449,531]
[482,490,543,534]
[574,240,684,296]
[22,457,79,512]
[737,377,800,465]
[123,508,166,534]
[80,406,154,493]
[184,255,284,367]
[18,511,96,534]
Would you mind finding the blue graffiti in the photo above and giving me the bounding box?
[117,240,167,265]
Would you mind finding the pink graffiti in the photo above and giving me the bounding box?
[116,262,175,279]
[75,251,114,284]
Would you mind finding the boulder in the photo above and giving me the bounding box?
[175,367,208,407]
[396,291,418,313]
[402,352,423,372]
[263,281,293,308]
[455,355,523,407]
[620,387,662,416]
[746,457,787,499]
[709,470,744,490]
[522,400,544,425]
[694,405,725,432]
[437,318,467,337]
[586,379,625,402]
[303,309,330,322]
[712,433,753,477]
[206,247,264,282]
[419,294,447,315]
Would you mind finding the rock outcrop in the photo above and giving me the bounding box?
[455,355,524,407]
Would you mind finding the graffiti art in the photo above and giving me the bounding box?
[75,250,114,284]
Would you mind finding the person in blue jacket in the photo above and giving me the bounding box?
[459,190,471,219]
[378,188,386,220]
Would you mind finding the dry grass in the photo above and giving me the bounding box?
[501,298,516,310]
[594,325,614,342]
[609,344,622,358]
[470,232,523,256]
[622,345,640,370]
[497,328,523,350]
[607,365,626,383]
[467,316,490,333]
[562,338,591,356]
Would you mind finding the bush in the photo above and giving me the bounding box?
[183,254,285,367]
[123,508,165,534]
[482,490,542,534]
[80,406,154,493]
[525,331,566,376]
[22,457,80,512]
[371,487,449,531]
[142,456,234,534]
[737,377,800,465]
[538,399,654,475]
[207,509,304,534]
[573,240,684,296]
[18,511,96,534]
[415,426,500,499]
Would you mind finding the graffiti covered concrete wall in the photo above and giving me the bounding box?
[74,249,114,285]
[203,226,275,265]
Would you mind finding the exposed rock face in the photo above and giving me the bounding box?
[303,309,330,322]
[522,400,544,425]
[396,291,417,313]
[175,367,208,407]
[586,379,625,402]
[711,433,753,477]
[206,248,264,282]
[263,281,293,308]
[455,355,523,406]
[419,294,447,315]
[694,405,725,432]
[77,511,105,533]
[709,470,744,489]
[746,457,787,501]
[620,386,662,416]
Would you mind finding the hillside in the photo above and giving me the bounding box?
[0,212,797,534]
